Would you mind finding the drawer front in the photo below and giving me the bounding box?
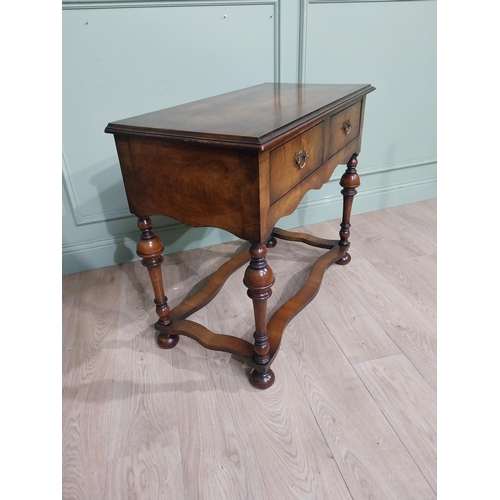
[269,122,324,204]
[327,100,362,158]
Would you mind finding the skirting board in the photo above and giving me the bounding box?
[62,165,436,275]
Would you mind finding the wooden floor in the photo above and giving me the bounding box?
[62,200,437,500]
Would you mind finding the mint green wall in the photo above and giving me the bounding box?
[62,0,436,275]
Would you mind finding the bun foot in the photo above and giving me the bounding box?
[266,236,277,248]
[335,252,351,266]
[156,333,179,349]
[249,368,275,389]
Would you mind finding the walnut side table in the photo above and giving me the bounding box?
[105,83,375,389]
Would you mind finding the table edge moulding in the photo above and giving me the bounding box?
[105,82,375,389]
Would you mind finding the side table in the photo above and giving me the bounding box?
[105,82,375,389]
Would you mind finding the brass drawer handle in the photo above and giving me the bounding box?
[294,149,308,169]
[342,119,352,135]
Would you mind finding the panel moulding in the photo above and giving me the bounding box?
[63,157,436,273]
[62,1,280,11]
[63,0,282,226]
[301,156,437,207]
[62,153,132,225]
[297,0,434,82]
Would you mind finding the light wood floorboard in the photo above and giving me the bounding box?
[353,354,437,492]
[62,200,437,500]
[62,266,122,500]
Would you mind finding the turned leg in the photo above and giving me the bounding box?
[136,217,179,349]
[243,243,276,389]
[336,153,360,265]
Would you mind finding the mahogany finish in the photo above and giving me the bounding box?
[105,83,374,389]
[136,217,178,349]
[336,154,361,266]
[244,243,276,388]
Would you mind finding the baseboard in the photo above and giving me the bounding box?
[279,175,437,229]
[62,171,436,275]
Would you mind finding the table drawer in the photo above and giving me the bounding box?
[327,100,362,158]
[269,122,324,204]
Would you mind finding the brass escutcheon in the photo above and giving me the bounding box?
[294,149,308,169]
[342,119,352,135]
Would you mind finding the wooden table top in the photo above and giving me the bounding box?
[105,83,374,149]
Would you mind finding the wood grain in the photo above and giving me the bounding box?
[217,248,353,500]
[167,248,271,500]
[342,205,437,325]
[232,353,353,500]
[169,247,250,321]
[106,261,182,464]
[171,340,271,500]
[62,201,437,500]
[105,447,185,500]
[334,257,436,388]
[105,83,374,150]
[354,354,437,493]
[267,241,347,360]
[62,266,121,500]
[281,304,435,500]
[294,221,402,364]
